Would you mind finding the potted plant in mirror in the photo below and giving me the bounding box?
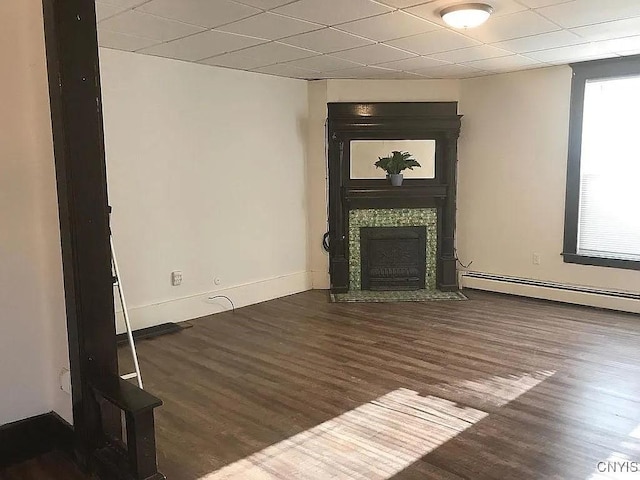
[374,151,421,186]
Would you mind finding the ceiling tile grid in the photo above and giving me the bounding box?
[334,11,441,42]
[95,0,640,80]
[99,9,206,41]
[137,30,267,62]
[216,12,323,40]
[331,43,417,65]
[279,28,375,53]
[137,0,261,28]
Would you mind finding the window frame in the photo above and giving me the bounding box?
[563,54,640,271]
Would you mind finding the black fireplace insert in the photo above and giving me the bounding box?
[360,226,426,291]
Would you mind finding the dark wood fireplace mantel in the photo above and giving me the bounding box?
[346,184,448,209]
[327,102,462,294]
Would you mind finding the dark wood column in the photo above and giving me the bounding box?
[42,0,120,462]
[328,133,350,291]
[43,2,164,478]
[438,132,461,291]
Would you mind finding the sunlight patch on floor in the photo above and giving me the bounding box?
[199,370,555,480]
[438,370,556,407]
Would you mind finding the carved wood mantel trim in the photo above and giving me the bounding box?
[327,102,462,293]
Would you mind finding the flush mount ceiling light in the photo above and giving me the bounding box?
[440,3,493,29]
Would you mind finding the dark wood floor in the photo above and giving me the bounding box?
[0,451,89,480]
[138,290,640,479]
[5,290,640,479]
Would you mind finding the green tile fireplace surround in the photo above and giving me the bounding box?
[348,208,438,291]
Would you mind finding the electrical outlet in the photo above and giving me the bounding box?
[171,270,183,286]
[532,253,541,265]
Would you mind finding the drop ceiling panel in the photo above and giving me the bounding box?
[95,0,640,80]
[431,44,512,63]
[137,0,261,29]
[536,0,640,28]
[446,69,493,78]
[413,63,486,78]
[336,11,441,42]
[95,2,128,21]
[281,28,374,53]
[217,12,322,40]
[234,0,297,9]
[377,0,434,8]
[329,65,407,79]
[514,0,574,7]
[98,30,162,51]
[332,44,416,65]
[375,55,450,71]
[526,43,617,64]
[272,0,392,26]
[253,63,321,78]
[388,29,481,55]
[461,10,560,43]
[138,30,266,61]
[571,17,640,42]
[491,30,585,53]
[97,0,148,8]
[99,10,205,41]
[216,41,319,65]
[283,54,364,71]
[366,70,430,79]
[200,50,276,69]
[463,54,544,71]
[593,36,640,55]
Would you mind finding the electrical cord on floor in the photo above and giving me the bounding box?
[454,248,473,269]
[207,295,235,313]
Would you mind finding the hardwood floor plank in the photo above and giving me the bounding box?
[117,290,640,480]
[6,290,639,479]
[0,451,89,480]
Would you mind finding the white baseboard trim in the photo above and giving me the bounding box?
[311,270,330,290]
[460,272,640,315]
[115,271,312,334]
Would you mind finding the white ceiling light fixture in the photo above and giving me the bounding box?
[440,3,494,29]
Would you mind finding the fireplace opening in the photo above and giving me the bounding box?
[360,227,427,291]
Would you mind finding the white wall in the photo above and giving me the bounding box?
[307,81,331,290]
[307,79,461,289]
[100,49,310,332]
[0,0,72,425]
[100,47,639,327]
[458,66,640,311]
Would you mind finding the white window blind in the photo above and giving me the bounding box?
[577,76,640,261]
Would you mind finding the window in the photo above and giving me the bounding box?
[563,56,640,270]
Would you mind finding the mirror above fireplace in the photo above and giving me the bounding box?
[350,140,436,180]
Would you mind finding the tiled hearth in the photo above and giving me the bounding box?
[348,208,437,291]
[331,290,467,303]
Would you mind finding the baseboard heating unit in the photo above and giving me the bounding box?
[460,271,640,314]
